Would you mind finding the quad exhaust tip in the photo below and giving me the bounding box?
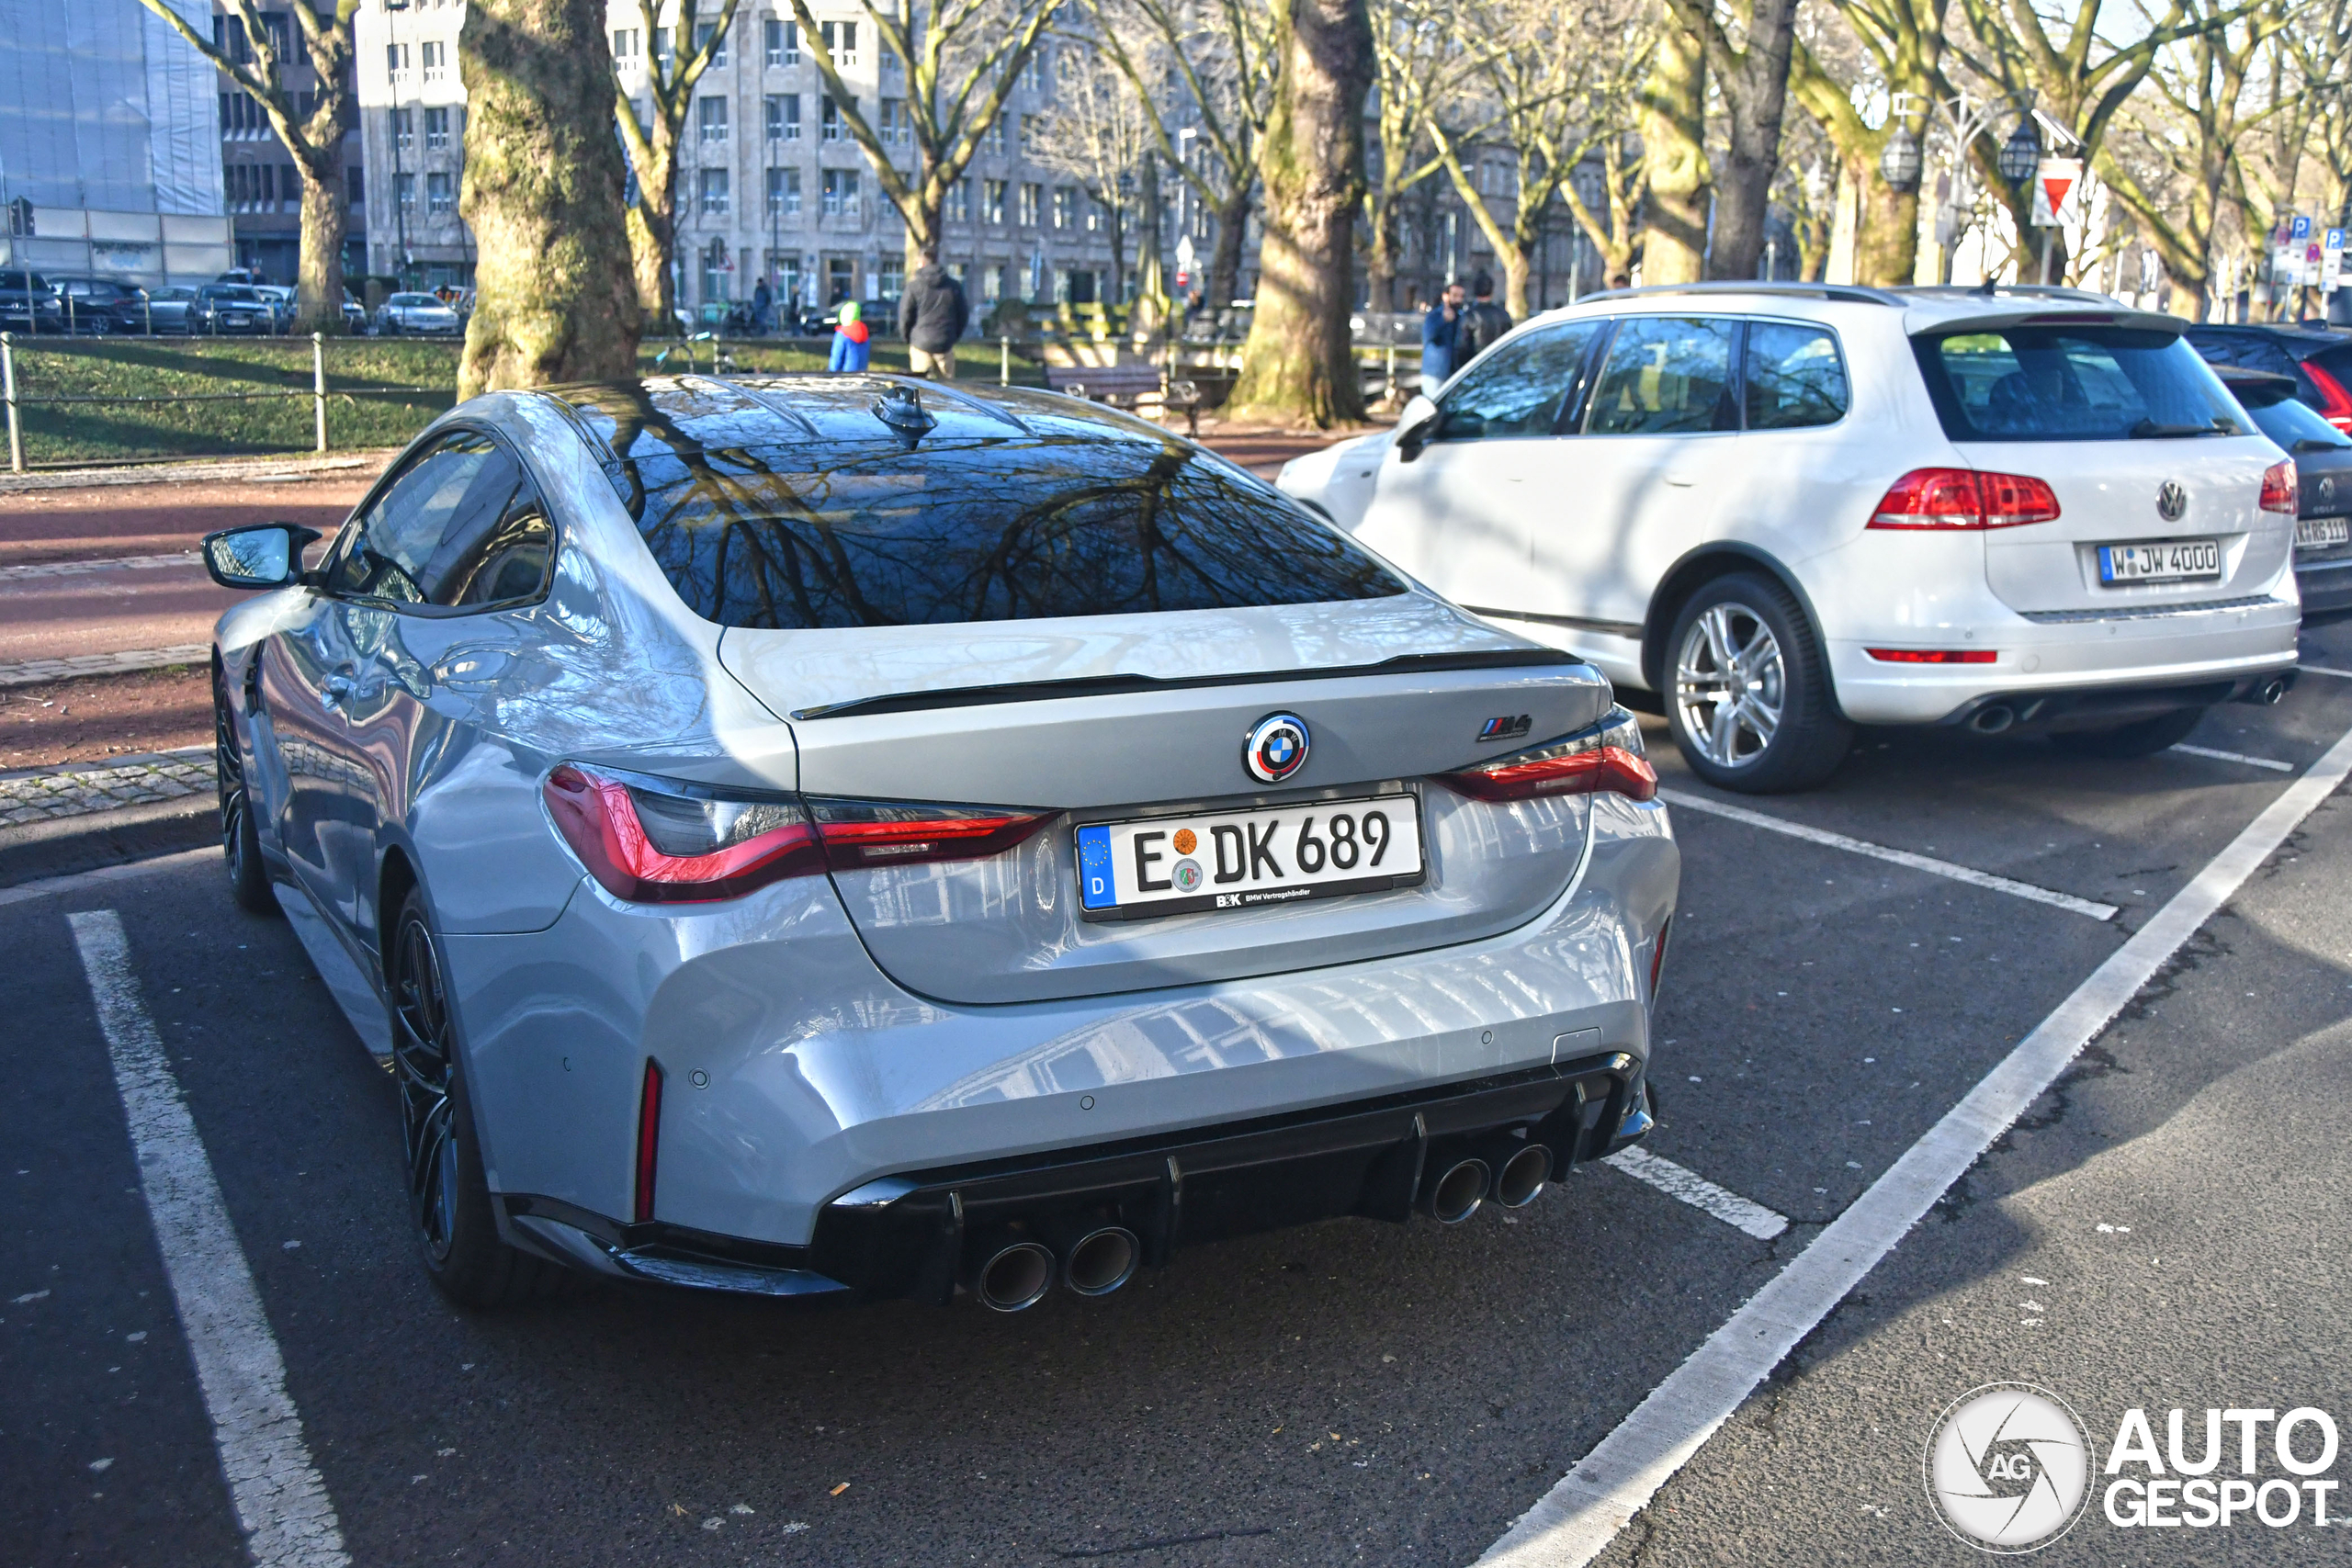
[1061,1225,1140,1297]
[1491,1143,1553,1208]
[1969,705,2015,735]
[971,1237,1056,1313]
[1423,1156,1490,1224]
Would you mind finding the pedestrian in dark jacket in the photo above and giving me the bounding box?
[1453,273,1512,367]
[1420,280,1465,390]
[897,249,969,380]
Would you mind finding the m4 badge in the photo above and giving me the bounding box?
[1477,715,1532,743]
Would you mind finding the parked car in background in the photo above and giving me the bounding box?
[343,292,368,333]
[49,276,141,333]
[142,286,199,335]
[0,272,65,333]
[252,284,296,333]
[198,374,1675,1312]
[2220,365,2352,620]
[194,283,274,335]
[2188,322,2352,435]
[377,291,463,335]
[1281,282,2301,791]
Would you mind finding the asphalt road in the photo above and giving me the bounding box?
[6,621,2352,1568]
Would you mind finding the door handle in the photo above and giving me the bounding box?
[321,671,356,710]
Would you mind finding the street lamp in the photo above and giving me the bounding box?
[1997,118,2041,188]
[1879,126,1923,194]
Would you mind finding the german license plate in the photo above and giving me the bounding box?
[2297,517,2350,549]
[2098,539,2221,583]
[1075,794,1424,920]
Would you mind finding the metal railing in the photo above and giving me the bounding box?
[1,332,344,474]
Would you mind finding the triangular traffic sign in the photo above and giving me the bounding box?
[2040,174,2075,217]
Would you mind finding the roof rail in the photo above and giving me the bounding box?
[1573,280,1905,307]
[1892,284,2117,305]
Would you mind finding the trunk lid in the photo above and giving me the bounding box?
[719,597,1613,1004]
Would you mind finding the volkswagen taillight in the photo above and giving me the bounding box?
[1436,705,1658,804]
[544,763,822,903]
[2304,360,2352,434]
[1867,468,2062,530]
[2259,459,2300,515]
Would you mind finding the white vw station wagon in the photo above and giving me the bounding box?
[1280,284,2302,792]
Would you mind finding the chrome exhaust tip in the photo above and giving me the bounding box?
[1491,1142,1553,1208]
[1969,704,2015,735]
[2258,675,2290,705]
[967,1236,1056,1313]
[1060,1225,1140,1297]
[1420,1156,1490,1224]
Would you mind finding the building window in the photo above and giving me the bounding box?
[420,39,446,85]
[820,20,858,66]
[770,252,802,307]
[984,118,1005,156]
[880,42,902,78]
[1021,49,1046,94]
[878,255,904,299]
[1018,115,1040,156]
[385,41,409,83]
[612,27,640,60]
[703,238,733,301]
[980,263,1001,303]
[699,96,729,142]
[395,172,416,213]
[424,106,450,151]
[983,179,1005,224]
[346,165,365,210]
[766,166,802,218]
[766,95,800,141]
[765,17,798,66]
[694,20,728,65]
[390,107,413,153]
[947,177,969,223]
[1052,186,1073,230]
[699,167,731,215]
[655,27,673,68]
[878,98,909,149]
[820,96,847,141]
[821,168,860,218]
[1017,182,1039,227]
[1085,194,1103,232]
[427,171,454,216]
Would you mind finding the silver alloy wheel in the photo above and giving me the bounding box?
[1675,601,1786,768]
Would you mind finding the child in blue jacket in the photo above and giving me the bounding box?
[828,300,871,371]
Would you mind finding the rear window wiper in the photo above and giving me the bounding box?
[2128,417,2231,438]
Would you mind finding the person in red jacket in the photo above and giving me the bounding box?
[828,300,872,371]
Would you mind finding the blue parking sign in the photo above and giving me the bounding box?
[2290,214,2312,240]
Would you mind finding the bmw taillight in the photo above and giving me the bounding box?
[1867,468,2061,530]
[2259,459,2300,515]
[543,763,822,902]
[1436,705,1658,804]
[808,799,1055,869]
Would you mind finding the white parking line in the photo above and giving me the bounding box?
[1602,1148,1788,1241]
[1656,788,2119,922]
[2168,742,2295,773]
[70,910,351,1568]
[1477,716,2352,1568]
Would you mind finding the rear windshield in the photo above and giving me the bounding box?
[2245,393,2350,450]
[622,438,1406,628]
[1913,326,2244,442]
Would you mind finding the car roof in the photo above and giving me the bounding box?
[1522,280,2183,340]
[537,374,1198,468]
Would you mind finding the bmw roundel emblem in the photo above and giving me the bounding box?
[1244,713,1311,784]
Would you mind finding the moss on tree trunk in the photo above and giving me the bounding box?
[458,0,643,399]
[1640,24,1710,286]
[1227,0,1373,429]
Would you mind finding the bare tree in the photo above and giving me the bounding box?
[134,0,358,331]
[1032,39,1156,304]
[1641,23,1710,283]
[1427,0,1653,316]
[459,0,644,396]
[1667,0,1804,279]
[1786,0,1955,287]
[1226,0,1374,424]
[612,0,747,333]
[1362,0,1484,310]
[782,0,1057,279]
[1559,123,1649,283]
[1084,0,1283,308]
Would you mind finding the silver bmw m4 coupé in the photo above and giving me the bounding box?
[202,375,1678,1312]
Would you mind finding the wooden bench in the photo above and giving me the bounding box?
[1044,365,1203,437]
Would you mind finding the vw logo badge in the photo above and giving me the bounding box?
[1243,713,1311,784]
[2320,475,2335,511]
[2156,479,2188,522]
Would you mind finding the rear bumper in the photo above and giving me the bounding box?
[438,792,1677,1290]
[500,1051,1648,1304]
[1826,594,2301,725]
[2298,554,2352,618]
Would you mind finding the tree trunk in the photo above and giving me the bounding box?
[1855,175,1919,289]
[1227,0,1372,427]
[1206,185,1252,308]
[629,118,681,332]
[1705,0,1798,280]
[458,0,643,399]
[899,187,946,278]
[1498,244,1532,321]
[1365,203,1398,310]
[1639,24,1710,285]
[1130,152,1170,344]
[293,149,348,334]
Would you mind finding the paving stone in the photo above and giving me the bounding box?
[0,754,216,825]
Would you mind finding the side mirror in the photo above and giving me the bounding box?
[1394,394,1441,463]
[203,523,321,591]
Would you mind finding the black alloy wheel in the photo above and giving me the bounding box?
[213,663,275,913]
[387,886,562,1307]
